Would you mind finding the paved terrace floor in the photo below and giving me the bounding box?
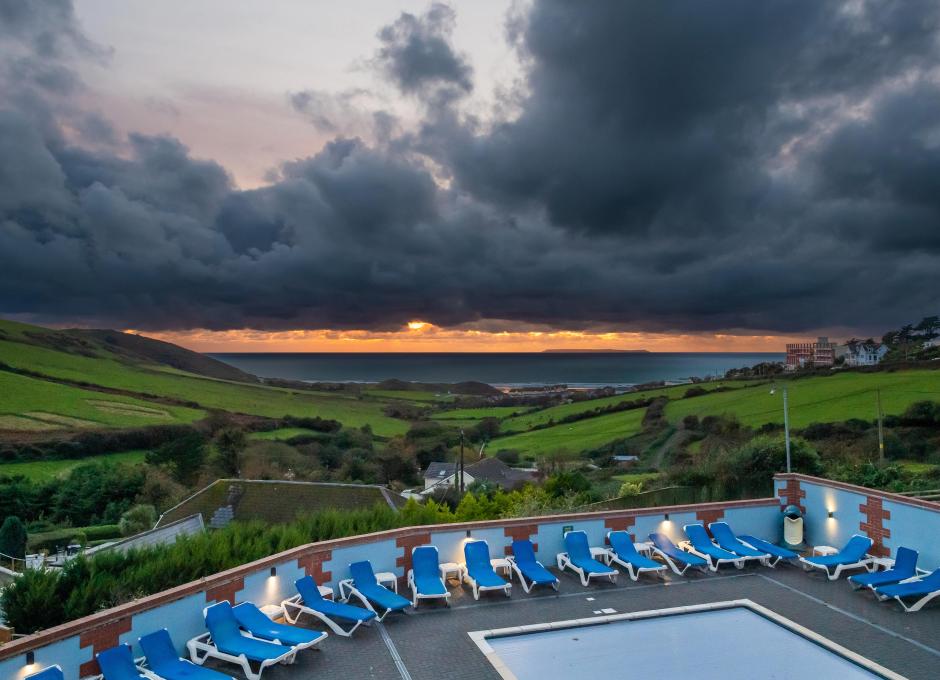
[202,565,940,680]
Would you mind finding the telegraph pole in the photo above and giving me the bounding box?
[876,389,885,463]
[459,428,465,494]
[782,386,792,474]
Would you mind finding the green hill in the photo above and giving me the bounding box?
[0,319,409,436]
[490,407,648,457]
[663,370,940,429]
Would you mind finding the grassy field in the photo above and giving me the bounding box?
[500,381,757,432]
[490,407,647,456]
[432,406,531,421]
[248,428,321,441]
[364,389,448,402]
[612,472,662,484]
[664,370,940,429]
[0,449,148,482]
[0,339,409,436]
[0,372,204,431]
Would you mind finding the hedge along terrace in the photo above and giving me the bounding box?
[0,495,781,680]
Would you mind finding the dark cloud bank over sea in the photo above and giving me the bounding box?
[1,0,939,336]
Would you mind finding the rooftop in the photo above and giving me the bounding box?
[194,563,937,679]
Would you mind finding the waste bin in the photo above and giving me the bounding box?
[782,504,804,548]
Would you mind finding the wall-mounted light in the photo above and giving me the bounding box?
[270,566,277,577]
[827,511,835,519]
[664,513,670,521]
[26,650,35,666]
[466,529,472,538]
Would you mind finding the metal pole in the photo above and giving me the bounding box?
[783,387,792,473]
[876,389,885,463]
[459,428,465,494]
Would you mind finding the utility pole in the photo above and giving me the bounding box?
[876,389,885,463]
[782,386,792,474]
[459,428,465,494]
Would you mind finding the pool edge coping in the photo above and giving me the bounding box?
[467,598,907,680]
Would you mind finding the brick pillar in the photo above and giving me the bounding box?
[696,508,725,533]
[396,531,431,588]
[504,523,538,555]
[205,576,244,605]
[859,496,891,557]
[777,478,806,513]
[78,617,132,676]
[298,550,333,584]
[604,516,637,542]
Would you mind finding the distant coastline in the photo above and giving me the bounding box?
[541,348,649,353]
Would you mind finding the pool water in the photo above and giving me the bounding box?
[486,607,885,679]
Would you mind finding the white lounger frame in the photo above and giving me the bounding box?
[281,593,372,636]
[187,631,300,680]
[407,545,452,607]
[736,538,789,568]
[679,540,746,573]
[340,581,408,621]
[604,548,667,582]
[876,574,940,613]
[555,550,618,587]
[460,563,512,600]
[505,555,559,593]
[798,535,875,581]
[649,545,708,576]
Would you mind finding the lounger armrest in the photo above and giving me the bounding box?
[282,593,302,607]
[556,552,569,569]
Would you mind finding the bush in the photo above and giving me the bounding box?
[715,436,821,495]
[495,450,520,466]
[119,505,158,537]
[0,516,28,559]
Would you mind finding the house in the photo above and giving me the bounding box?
[785,337,835,370]
[422,458,540,493]
[839,341,888,367]
[612,455,640,467]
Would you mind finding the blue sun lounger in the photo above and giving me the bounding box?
[283,575,377,636]
[799,535,874,580]
[96,644,145,680]
[507,539,559,592]
[849,547,918,592]
[875,568,940,613]
[557,530,618,586]
[708,522,773,566]
[606,531,665,581]
[233,602,326,650]
[408,545,451,607]
[140,629,236,680]
[736,533,799,566]
[463,539,512,599]
[683,524,746,571]
[345,560,412,619]
[649,532,708,575]
[25,666,64,680]
[187,601,298,680]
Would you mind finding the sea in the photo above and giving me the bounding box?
[209,352,783,390]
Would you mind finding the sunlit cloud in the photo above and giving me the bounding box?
[136,320,813,353]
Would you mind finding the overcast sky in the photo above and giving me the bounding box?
[1,1,938,351]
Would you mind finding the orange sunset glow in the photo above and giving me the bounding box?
[137,321,812,353]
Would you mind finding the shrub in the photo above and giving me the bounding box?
[119,505,158,537]
[0,516,28,559]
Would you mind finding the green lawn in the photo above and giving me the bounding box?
[432,406,530,421]
[0,372,204,430]
[0,449,149,482]
[490,407,647,456]
[501,381,755,432]
[664,370,940,429]
[0,340,408,436]
[612,472,662,484]
[249,428,321,441]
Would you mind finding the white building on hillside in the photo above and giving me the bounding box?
[839,342,888,367]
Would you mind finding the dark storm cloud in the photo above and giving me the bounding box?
[374,2,473,97]
[1,0,940,336]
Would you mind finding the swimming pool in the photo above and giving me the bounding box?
[471,600,903,680]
